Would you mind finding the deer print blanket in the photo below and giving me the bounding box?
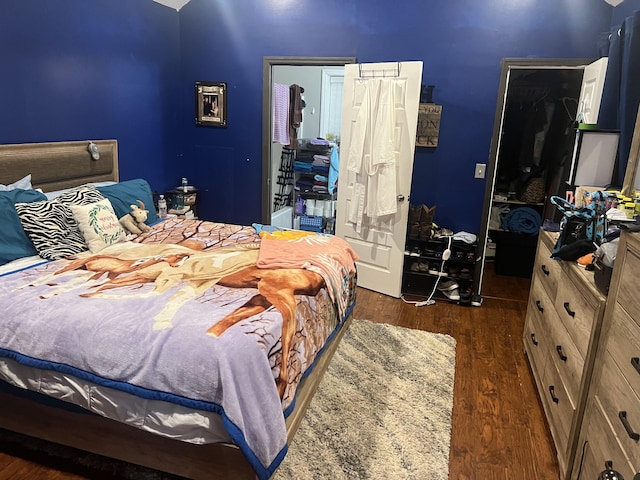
[0,219,357,480]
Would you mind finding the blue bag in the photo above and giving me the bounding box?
[549,191,607,258]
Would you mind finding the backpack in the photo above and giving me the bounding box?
[549,191,607,259]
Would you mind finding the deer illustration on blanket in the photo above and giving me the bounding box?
[21,240,325,398]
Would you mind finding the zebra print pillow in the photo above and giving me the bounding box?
[15,185,105,260]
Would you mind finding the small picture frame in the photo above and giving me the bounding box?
[195,81,227,127]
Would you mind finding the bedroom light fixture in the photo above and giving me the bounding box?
[87,141,100,160]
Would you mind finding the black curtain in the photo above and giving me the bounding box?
[598,10,640,186]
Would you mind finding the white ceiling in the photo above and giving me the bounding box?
[153,0,190,11]
[153,0,624,12]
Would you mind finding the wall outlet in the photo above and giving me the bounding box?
[474,163,486,179]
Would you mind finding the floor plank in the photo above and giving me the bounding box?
[0,263,560,479]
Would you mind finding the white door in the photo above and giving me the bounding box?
[576,57,609,124]
[335,61,423,298]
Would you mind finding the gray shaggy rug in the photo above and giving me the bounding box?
[0,319,456,480]
[273,319,456,480]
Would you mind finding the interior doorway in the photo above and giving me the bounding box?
[260,56,356,226]
[474,58,599,298]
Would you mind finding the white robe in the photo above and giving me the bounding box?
[346,78,398,232]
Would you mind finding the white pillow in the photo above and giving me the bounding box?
[0,174,32,191]
[70,198,126,253]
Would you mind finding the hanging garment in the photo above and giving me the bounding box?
[272,83,290,145]
[328,145,339,195]
[287,84,303,149]
[346,78,398,232]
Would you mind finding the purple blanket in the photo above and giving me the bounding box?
[0,220,356,479]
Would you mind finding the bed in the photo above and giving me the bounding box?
[0,140,357,479]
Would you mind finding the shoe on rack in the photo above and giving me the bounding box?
[437,279,459,292]
[458,268,473,280]
[410,247,421,257]
[466,251,476,263]
[471,294,483,307]
[440,288,460,301]
[428,263,441,275]
[418,261,430,272]
[459,291,472,305]
[410,261,420,272]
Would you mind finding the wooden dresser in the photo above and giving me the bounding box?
[523,229,607,479]
[571,231,640,480]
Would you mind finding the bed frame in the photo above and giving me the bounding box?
[0,140,352,479]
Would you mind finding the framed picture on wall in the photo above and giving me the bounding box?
[195,81,227,127]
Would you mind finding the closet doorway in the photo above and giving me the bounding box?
[261,56,356,226]
[475,58,607,298]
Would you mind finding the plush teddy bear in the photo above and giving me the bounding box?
[119,200,151,235]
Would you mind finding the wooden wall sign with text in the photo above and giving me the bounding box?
[416,103,442,147]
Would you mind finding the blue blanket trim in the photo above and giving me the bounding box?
[0,259,48,278]
[0,299,356,480]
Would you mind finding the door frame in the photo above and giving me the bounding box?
[475,58,595,295]
[261,56,356,224]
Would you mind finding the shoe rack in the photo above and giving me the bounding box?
[402,236,480,305]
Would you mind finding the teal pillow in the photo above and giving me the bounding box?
[0,189,47,265]
[97,179,158,224]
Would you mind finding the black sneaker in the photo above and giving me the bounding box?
[459,291,472,305]
[471,294,483,307]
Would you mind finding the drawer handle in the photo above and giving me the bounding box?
[556,345,567,362]
[619,411,640,441]
[530,333,538,346]
[541,264,550,276]
[563,302,576,317]
[549,385,559,404]
[535,300,544,313]
[632,357,640,375]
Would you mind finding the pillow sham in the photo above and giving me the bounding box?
[0,189,47,266]
[0,174,32,192]
[15,186,105,260]
[70,199,126,253]
[97,179,158,224]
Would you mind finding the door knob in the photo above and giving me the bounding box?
[397,195,405,202]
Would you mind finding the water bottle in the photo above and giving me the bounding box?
[158,195,167,218]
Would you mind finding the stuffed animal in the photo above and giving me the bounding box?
[119,200,151,235]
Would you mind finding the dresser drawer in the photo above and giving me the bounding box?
[546,307,583,407]
[535,239,560,301]
[576,398,635,480]
[607,303,640,401]
[543,358,575,468]
[596,348,640,470]
[555,281,595,360]
[617,246,640,324]
[524,283,551,380]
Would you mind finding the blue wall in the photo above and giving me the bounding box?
[0,0,620,232]
[0,0,182,194]
[612,0,640,25]
[179,0,613,230]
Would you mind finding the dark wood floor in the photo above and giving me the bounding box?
[0,262,560,480]
[354,262,561,480]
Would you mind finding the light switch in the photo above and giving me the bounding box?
[474,163,486,179]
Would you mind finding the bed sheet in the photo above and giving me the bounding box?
[0,219,358,480]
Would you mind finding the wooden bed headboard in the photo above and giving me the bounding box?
[0,140,118,193]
